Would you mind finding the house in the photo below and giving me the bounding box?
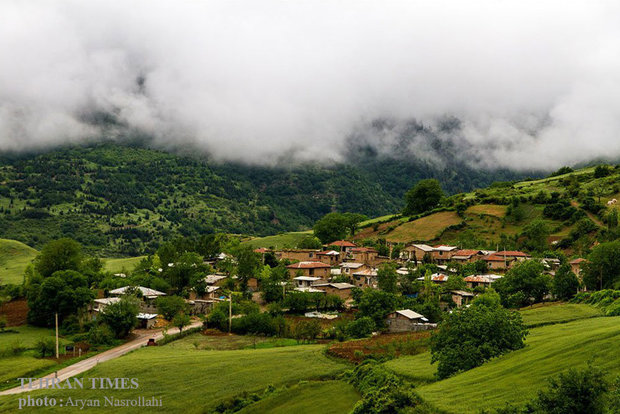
[451,290,475,307]
[416,273,449,283]
[286,261,331,279]
[400,244,434,262]
[569,258,588,278]
[495,251,531,261]
[385,309,435,333]
[431,245,458,263]
[352,268,378,288]
[293,276,324,289]
[542,258,561,271]
[340,262,368,275]
[316,250,341,265]
[90,297,121,316]
[136,313,158,329]
[450,250,484,263]
[328,240,357,253]
[349,247,378,264]
[189,285,221,301]
[313,282,356,300]
[483,254,516,270]
[463,274,503,289]
[276,249,320,262]
[108,286,166,313]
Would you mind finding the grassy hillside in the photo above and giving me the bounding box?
[238,381,359,414]
[0,239,37,285]
[102,256,146,274]
[0,343,351,413]
[242,231,312,249]
[519,302,604,327]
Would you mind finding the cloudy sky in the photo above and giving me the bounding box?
[1,1,619,169]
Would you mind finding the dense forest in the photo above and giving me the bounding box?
[0,141,526,256]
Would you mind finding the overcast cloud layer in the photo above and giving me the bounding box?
[1,1,620,170]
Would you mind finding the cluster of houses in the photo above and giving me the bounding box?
[90,239,588,334]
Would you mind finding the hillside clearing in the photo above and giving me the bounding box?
[242,231,312,249]
[519,303,603,327]
[0,239,37,285]
[103,256,146,274]
[384,211,462,242]
[465,204,508,218]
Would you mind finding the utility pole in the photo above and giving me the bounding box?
[228,295,232,335]
[55,313,59,359]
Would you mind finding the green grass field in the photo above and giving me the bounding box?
[413,316,620,413]
[102,256,145,274]
[0,325,69,350]
[0,344,351,413]
[0,356,56,385]
[384,211,462,242]
[0,239,37,285]
[238,381,359,414]
[383,352,436,384]
[242,231,312,249]
[519,303,603,327]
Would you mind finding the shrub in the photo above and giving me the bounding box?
[35,337,56,358]
[87,323,115,346]
[346,317,376,339]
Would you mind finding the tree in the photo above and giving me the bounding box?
[583,241,620,290]
[356,289,398,328]
[100,296,140,338]
[594,164,610,178]
[527,365,609,414]
[552,264,580,300]
[345,317,376,338]
[172,312,191,333]
[403,179,444,216]
[235,245,262,291]
[35,238,82,278]
[26,270,94,327]
[297,236,323,249]
[377,263,398,293]
[313,212,349,244]
[521,219,550,252]
[342,213,368,236]
[430,291,528,379]
[156,296,188,321]
[494,260,551,307]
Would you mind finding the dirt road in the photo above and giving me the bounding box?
[0,321,202,395]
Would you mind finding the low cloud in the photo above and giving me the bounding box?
[1,1,619,170]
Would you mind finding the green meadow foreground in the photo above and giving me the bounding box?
[0,239,38,285]
[0,343,354,413]
[0,305,618,413]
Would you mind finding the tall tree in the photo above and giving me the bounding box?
[403,179,444,216]
[313,212,349,244]
[583,241,620,290]
[35,238,82,278]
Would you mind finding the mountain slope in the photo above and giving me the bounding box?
[0,142,527,255]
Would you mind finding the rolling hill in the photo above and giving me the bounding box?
[0,239,38,285]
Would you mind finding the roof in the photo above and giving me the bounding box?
[293,276,323,281]
[136,313,158,320]
[204,274,227,284]
[433,245,458,252]
[393,309,425,320]
[287,261,331,269]
[317,250,340,256]
[206,286,220,293]
[294,287,326,293]
[453,249,482,257]
[329,240,357,247]
[464,275,503,283]
[411,244,434,252]
[340,262,365,269]
[328,282,355,289]
[279,249,320,253]
[109,286,166,297]
[94,297,121,305]
[570,258,588,264]
[253,248,271,253]
[416,273,449,282]
[483,254,516,262]
[495,251,531,257]
[451,290,475,297]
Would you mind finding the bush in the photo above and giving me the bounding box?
[87,324,115,345]
[35,337,56,358]
[346,317,376,339]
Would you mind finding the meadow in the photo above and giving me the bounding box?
[0,239,37,286]
[242,231,312,249]
[0,344,352,413]
[102,256,146,274]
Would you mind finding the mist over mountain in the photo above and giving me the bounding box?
[2,1,620,170]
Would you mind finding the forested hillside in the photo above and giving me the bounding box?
[0,142,524,255]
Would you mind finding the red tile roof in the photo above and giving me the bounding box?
[483,254,516,262]
[329,240,357,247]
[254,248,270,253]
[453,249,482,257]
[495,251,531,257]
[351,247,377,253]
[286,261,331,269]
